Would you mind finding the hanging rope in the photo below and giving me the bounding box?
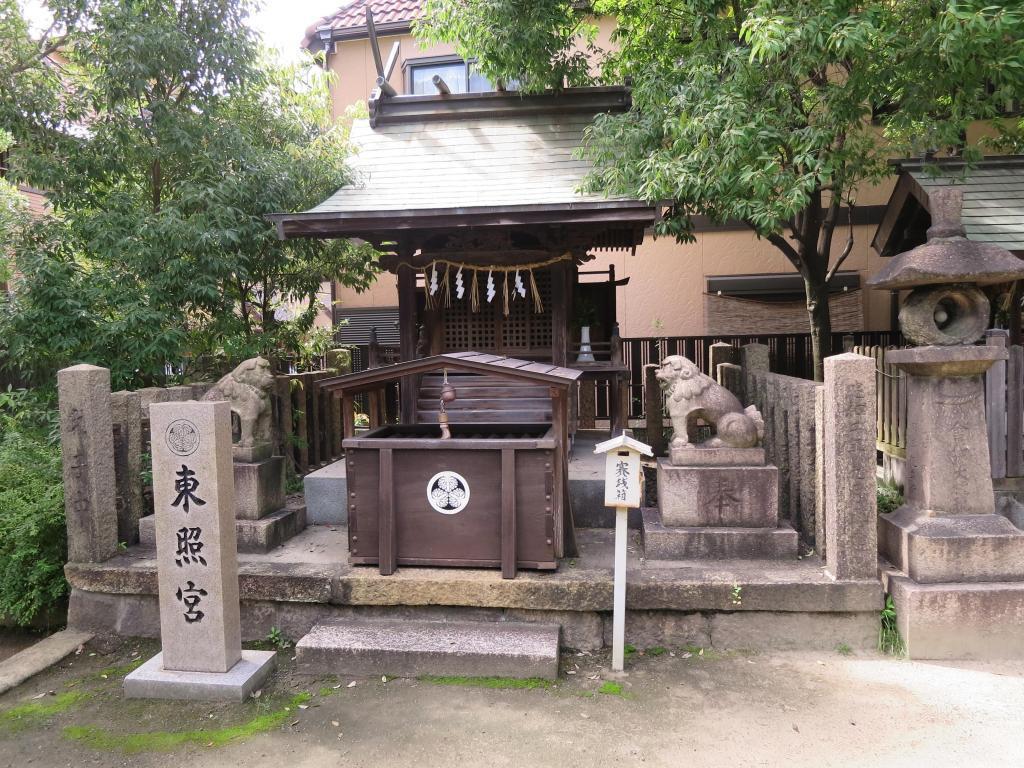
[470,269,480,313]
[502,271,510,317]
[422,268,435,310]
[528,268,544,314]
[440,263,452,308]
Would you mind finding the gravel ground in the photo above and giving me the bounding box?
[1,636,1022,768]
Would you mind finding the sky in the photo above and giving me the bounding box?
[23,0,350,64]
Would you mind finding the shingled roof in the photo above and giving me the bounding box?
[873,156,1024,257]
[303,0,421,50]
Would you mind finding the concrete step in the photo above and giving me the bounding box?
[296,618,560,680]
[303,459,347,525]
[641,507,799,560]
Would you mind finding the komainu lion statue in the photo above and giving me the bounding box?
[202,356,275,457]
[655,355,764,452]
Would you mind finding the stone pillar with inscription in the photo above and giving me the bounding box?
[58,364,119,563]
[822,353,878,581]
[124,400,275,700]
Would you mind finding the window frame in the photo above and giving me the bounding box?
[403,54,493,96]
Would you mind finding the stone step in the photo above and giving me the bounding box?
[303,460,347,525]
[295,618,560,680]
[641,507,799,560]
[138,499,307,554]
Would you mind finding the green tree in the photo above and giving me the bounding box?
[1,0,377,388]
[419,1,1024,379]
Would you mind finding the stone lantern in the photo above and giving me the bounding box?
[867,186,1024,586]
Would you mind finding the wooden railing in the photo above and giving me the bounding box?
[850,344,907,460]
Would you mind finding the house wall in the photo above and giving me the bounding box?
[317,18,1002,339]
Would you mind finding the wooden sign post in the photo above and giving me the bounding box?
[594,434,653,672]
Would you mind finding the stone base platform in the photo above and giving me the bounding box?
[124,649,276,701]
[882,566,1024,660]
[641,508,799,560]
[66,527,881,654]
[879,506,1024,583]
[303,461,347,525]
[296,618,560,680]
[234,457,285,521]
[656,459,779,528]
[139,498,307,554]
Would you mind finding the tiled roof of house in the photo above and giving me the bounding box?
[302,0,422,50]
[873,157,1024,256]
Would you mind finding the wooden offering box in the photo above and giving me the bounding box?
[345,423,558,577]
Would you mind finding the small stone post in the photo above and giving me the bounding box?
[740,343,769,408]
[643,364,666,456]
[823,353,877,580]
[58,364,119,563]
[716,362,744,401]
[126,400,275,700]
[110,390,143,545]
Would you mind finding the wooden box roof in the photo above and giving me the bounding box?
[320,351,582,396]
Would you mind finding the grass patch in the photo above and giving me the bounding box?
[624,644,637,657]
[644,646,667,657]
[879,595,906,657]
[1,692,91,731]
[877,483,903,516]
[835,643,853,656]
[62,692,312,753]
[597,681,630,698]
[93,659,145,680]
[418,675,554,690]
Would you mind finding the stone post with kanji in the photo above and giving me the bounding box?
[125,400,274,700]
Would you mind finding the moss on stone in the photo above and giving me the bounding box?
[61,692,312,753]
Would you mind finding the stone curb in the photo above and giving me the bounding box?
[0,629,95,695]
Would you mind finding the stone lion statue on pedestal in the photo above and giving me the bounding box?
[655,355,763,452]
[202,356,275,461]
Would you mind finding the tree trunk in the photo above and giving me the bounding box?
[804,270,832,382]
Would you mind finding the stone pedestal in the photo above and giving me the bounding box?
[880,345,1024,658]
[643,450,797,561]
[657,459,778,528]
[234,456,286,520]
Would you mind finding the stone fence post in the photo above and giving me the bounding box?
[110,390,143,545]
[823,353,877,580]
[58,364,119,563]
[740,343,769,408]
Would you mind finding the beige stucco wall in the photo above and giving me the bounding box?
[320,20,922,338]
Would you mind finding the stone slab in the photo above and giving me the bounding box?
[296,618,560,680]
[303,459,348,525]
[234,457,285,521]
[68,527,882,615]
[886,572,1024,660]
[124,650,276,701]
[879,506,1024,583]
[141,500,307,553]
[641,508,798,560]
[657,459,779,527]
[0,629,94,695]
[710,611,878,652]
[236,502,307,554]
[668,446,765,467]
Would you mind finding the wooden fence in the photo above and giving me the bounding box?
[850,344,907,460]
[984,330,1024,479]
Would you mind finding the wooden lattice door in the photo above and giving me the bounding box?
[443,268,553,359]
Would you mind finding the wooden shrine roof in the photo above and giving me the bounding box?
[320,352,582,396]
[268,98,657,239]
[873,156,1024,257]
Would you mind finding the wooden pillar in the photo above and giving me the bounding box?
[398,263,418,423]
[501,448,517,579]
[378,447,396,575]
[551,262,570,367]
[368,327,383,428]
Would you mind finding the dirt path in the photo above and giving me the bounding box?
[1,637,1021,768]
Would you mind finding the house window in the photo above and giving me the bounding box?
[406,56,514,95]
